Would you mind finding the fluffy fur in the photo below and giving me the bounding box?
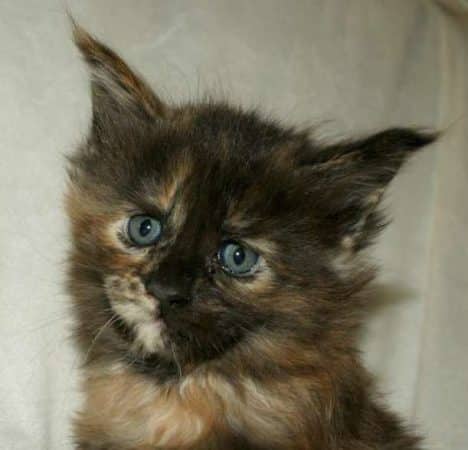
[67,24,436,450]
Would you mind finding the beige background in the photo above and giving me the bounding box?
[0,1,467,448]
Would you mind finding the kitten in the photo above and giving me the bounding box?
[67,23,436,450]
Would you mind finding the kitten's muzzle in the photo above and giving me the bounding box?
[145,277,192,315]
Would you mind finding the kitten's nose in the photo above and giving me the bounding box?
[145,278,192,314]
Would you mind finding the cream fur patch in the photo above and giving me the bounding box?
[77,366,308,449]
[104,273,166,355]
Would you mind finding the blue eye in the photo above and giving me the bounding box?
[218,241,259,276]
[127,215,162,246]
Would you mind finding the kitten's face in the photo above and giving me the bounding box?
[68,105,343,367]
[67,26,434,377]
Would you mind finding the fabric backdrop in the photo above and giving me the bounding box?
[0,1,466,448]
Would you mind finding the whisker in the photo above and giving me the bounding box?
[82,314,119,365]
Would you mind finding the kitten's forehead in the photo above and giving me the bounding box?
[147,151,193,213]
[141,144,284,237]
[88,105,309,239]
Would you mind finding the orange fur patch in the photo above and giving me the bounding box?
[75,360,325,449]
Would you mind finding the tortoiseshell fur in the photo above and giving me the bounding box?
[67,24,436,450]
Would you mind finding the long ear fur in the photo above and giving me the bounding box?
[72,21,169,139]
[300,128,438,250]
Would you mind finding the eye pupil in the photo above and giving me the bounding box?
[233,247,245,265]
[139,219,152,237]
[218,241,259,277]
[127,215,162,246]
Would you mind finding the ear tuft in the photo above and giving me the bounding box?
[71,20,168,125]
[302,128,438,250]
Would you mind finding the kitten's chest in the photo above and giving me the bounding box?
[76,368,218,449]
[75,366,312,450]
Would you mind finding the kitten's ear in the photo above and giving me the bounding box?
[72,22,169,137]
[301,128,437,250]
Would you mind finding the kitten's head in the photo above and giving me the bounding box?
[67,25,435,379]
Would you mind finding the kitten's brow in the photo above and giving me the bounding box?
[151,155,193,212]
